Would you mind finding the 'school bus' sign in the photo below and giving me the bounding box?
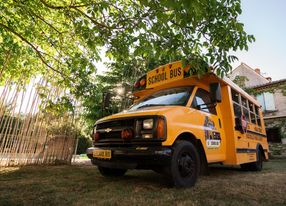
[146,61,184,89]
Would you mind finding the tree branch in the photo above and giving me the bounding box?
[40,0,136,30]
[72,7,113,29]
[0,22,69,80]
[13,0,62,34]
[27,9,62,34]
[39,0,90,10]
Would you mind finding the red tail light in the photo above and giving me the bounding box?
[134,75,147,89]
[134,81,140,88]
[121,129,133,139]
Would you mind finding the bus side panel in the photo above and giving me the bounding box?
[235,130,258,164]
[236,139,269,164]
[235,110,269,164]
[235,102,269,164]
[220,85,238,165]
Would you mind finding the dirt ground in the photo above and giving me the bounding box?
[0,159,285,206]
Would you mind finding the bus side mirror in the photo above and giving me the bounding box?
[210,83,222,103]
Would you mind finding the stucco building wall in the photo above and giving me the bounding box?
[230,63,269,87]
[268,90,286,117]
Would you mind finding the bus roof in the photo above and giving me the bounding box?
[133,60,261,107]
[221,75,261,106]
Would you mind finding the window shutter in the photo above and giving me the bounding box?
[264,92,276,111]
[256,94,265,111]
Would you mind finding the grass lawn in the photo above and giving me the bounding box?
[0,159,285,206]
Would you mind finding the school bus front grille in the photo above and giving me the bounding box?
[97,119,135,130]
[96,119,135,141]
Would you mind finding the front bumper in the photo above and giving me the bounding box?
[86,146,172,169]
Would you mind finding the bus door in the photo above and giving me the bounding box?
[190,87,225,162]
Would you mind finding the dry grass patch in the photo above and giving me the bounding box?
[0,160,285,206]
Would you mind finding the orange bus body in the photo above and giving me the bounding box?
[87,61,269,187]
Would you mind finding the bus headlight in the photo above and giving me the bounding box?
[143,119,153,129]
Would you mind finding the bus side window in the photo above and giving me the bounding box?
[231,89,239,103]
[191,88,217,115]
[255,106,261,126]
[241,96,250,122]
[249,102,257,124]
[231,89,241,118]
[233,103,242,117]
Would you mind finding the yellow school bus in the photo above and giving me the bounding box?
[87,61,269,187]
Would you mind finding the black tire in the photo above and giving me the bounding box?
[170,140,200,187]
[241,149,263,171]
[98,166,127,177]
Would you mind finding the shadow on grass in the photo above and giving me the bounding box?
[0,159,286,206]
[69,163,249,189]
[0,162,265,187]
[97,159,286,187]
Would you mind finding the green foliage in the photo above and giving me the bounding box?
[0,115,24,135]
[76,135,92,154]
[0,0,254,130]
[46,119,77,137]
[44,97,75,117]
[232,75,249,89]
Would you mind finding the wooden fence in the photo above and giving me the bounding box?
[0,78,78,166]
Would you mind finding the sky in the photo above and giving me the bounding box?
[231,0,286,80]
[96,0,286,81]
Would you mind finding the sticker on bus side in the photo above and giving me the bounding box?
[146,62,184,89]
[204,116,221,149]
[206,139,221,148]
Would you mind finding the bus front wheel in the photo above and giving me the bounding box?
[170,140,200,187]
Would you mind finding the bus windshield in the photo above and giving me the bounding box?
[129,87,193,111]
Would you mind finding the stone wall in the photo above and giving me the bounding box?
[269,143,286,158]
[264,117,286,144]
[273,90,286,116]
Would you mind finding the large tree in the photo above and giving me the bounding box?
[0,0,254,127]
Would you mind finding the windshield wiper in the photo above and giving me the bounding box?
[137,104,167,109]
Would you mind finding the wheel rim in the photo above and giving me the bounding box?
[178,151,195,177]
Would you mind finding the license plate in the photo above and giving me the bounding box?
[93,150,111,159]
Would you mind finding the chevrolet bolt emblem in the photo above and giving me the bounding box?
[105,128,112,133]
